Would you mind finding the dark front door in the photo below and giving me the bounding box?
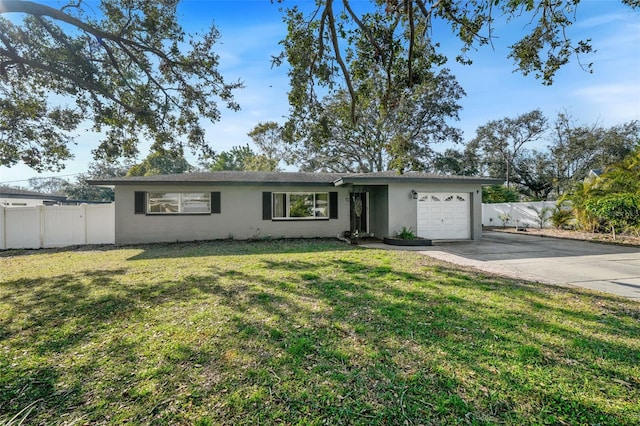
[350,192,368,233]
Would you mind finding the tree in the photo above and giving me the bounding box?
[64,160,130,201]
[511,149,555,200]
[482,185,519,203]
[561,147,640,234]
[585,194,640,239]
[0,0,242,171]
[280,11,464,173]
[431,147,480,176]
[549,113,639,194]
[246,122,284,171]
[127,150,192,176]
[28,176,68,195]
[209,144,280,172]
[470,109,547,188]
[248,122,285,165]
[276,1,637,119]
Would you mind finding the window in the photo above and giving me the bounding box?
[272,192,329,219]
[147,192,211,214]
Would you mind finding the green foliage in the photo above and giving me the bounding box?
[550,114,639,194]
[288,195,313,217]
[395,226,416,240]
[549,204,575,229]
[0,1,241,171]
[279,7,464,173]
[277,1,637,126]
[209,145,256,171]
[127,150,191,176]
[470,109,548,188]
[498,213,512,227]
[482,185,519,203]
[209,144,279,172]
[562,147,640,235]
[431,147,480,176]
[585,194,640,238]
[527,204,553,228]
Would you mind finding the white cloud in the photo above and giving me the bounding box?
[574,84,640,123]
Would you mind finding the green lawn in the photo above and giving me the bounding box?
[1,240,639,425]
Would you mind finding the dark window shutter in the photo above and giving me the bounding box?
[211,192,221,214]
[329,192,338,219]
[134,191,145,214]
[262,192,272,220]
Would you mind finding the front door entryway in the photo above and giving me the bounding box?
[350,192,368,234]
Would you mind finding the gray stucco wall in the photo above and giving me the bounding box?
[114,184,351,244]
[386,182,483,240]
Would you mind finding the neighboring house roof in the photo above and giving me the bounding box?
[88,171,501,187]
[0,185,67,201]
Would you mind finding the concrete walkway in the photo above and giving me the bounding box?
[364,231,640,300]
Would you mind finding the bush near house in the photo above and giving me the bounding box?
[562,148,640,237]
[1,240,639,425]
[482,185,519,203]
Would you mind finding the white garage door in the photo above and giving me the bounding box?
[417,193,470,240]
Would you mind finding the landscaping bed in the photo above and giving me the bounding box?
[489,227,640,246]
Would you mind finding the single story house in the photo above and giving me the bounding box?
[89,171,500,245]
[0,186,68,207]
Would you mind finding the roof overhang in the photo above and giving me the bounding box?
[334,176,502,186]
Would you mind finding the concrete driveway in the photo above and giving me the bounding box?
[374,231,640,300]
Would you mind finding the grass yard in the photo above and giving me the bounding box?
[1,240,639,425]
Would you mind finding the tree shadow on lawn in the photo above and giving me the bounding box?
[0,238,353,260]
[1,251,639,424]
[126,238,355,260]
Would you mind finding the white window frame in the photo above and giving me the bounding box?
[147,192,211,214]
[272,192,329,220]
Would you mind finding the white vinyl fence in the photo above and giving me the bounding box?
[482,201,556,229]
[0,203,115,250]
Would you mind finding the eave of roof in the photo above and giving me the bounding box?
[333,171,502,186]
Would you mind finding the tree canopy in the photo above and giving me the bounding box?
[278,4,464,173]
[126,150,192,176]
[469,109,548,188]
[276,0,639,119]
[0,0,241,171]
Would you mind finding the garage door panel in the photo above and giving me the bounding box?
[417,192,470,240]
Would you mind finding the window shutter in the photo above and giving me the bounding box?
[134,191,145,214]
[211,192,221,214]
[262,192,272,220]
[329,192,338,219]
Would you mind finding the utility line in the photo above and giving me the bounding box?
[0,172,82,185]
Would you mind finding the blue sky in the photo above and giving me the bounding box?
[1,0,639,186]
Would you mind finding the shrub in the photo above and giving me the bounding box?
[584,193,640,239]
[527,205,553,228]
[396,226,416,240]
[550,204,575,229]
[482,185,519,203]
[498,213,511,227]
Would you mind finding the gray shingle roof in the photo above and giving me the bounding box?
[88,170,501,186]
[335,171,501,185]
[0,186,67,200]
[88,171,345,186]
